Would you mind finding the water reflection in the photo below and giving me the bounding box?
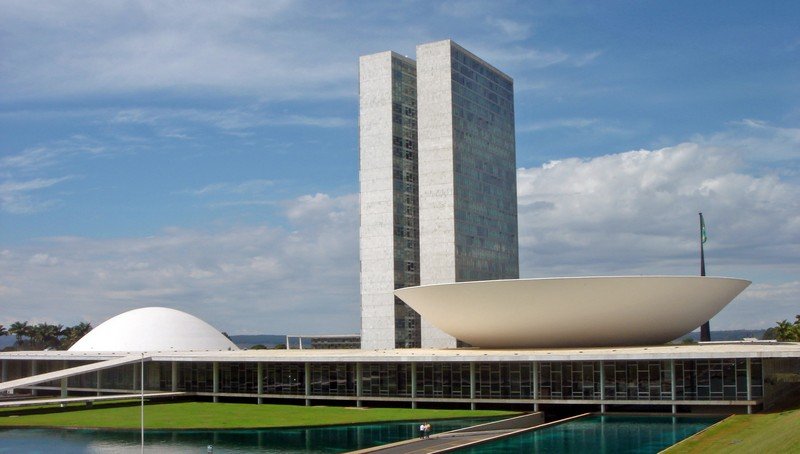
[0,417,496,453]
[459,415,722,454]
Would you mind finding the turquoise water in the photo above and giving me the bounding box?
[0,415,721,453]
[0,417,496,453]
[458,414,722,453]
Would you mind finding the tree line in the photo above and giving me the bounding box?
[0,321,92,351]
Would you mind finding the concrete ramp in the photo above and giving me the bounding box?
[0,355,145,393]
[0,391,186,408]
[351,412,545,454]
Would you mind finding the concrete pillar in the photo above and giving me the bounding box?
[411,362,417,409]
[469,362,476,410]
[746,358,752,414]
[304,363,311,406]
[31,361,37,396]
[257,363,263,405]
[96,370,102,396]
[59,361,68,408]
[599,360,605,414]
[356,363,363,407]
[533,362,539,412]
[171,361,178,392]
[670,360,677,414]
[212,362,219,403]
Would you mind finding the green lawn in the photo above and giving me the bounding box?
[0,401,519,430]
[666,408,800,453]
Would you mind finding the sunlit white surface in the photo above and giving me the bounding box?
[69,307,239,352]
[395,276,750,348]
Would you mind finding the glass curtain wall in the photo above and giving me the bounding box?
[391,56,422,348]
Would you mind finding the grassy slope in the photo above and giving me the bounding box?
[0,401,519,430]
[666,408,800,453]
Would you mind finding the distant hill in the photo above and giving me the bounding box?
[672,329,767,343]
[0,337,15,349]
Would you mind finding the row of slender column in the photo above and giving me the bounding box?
[3,358,755,414]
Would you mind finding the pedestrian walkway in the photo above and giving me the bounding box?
[0,391,186,408]
[350,412,551,454]
[0,354,145,393]
[355,428,520,454]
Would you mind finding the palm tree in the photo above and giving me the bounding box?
[775,320,795,342]
[73,322,92,337]
[0,324,7,337]
[28,323,46,349]
[43,323,64,349]
[61,322,92,349]
[9,321,30,345]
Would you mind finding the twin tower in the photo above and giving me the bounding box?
[359,40,519,349]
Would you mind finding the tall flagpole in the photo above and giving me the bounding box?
[699,212,710,342]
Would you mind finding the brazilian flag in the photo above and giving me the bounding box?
[700,214,708,244]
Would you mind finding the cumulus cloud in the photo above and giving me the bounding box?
[696,121,800,167]
[517,141,800,328]
[0,193,359,334]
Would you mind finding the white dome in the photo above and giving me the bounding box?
[69,307,239,352]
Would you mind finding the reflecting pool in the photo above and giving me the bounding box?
[0,417,496,453]
[458,414,722,453]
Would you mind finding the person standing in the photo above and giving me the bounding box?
[419,422,426,439]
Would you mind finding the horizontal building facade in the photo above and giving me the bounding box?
[2,344,798,414]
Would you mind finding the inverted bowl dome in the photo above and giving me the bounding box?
[69,307,239,352]
[395,276,750,348]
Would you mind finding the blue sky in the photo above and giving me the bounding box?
[1,0,799,335]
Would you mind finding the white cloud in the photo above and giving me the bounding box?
[517,141,800,328]
[0,0,353,100]
[28,253,60,266]
[518,117,628,135]
[285,193,358,223]
[0,192,359,334]
[112,108,352,131]
[0,1,599,101]
[486,17,532,41]
[699,121,800,166]
[187,179,275,197]
[0,177,73,213]
[1,137,107,172]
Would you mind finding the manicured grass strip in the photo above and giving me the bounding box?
[665,408,800,453]
[0,401,519,430]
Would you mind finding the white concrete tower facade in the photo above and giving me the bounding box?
[417,40,519,348]
[359,40,518,349]
[359,52,421,349]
